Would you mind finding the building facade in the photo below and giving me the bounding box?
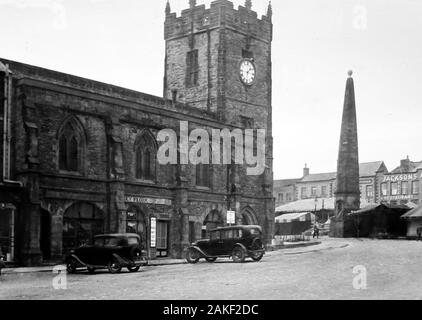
[378,157,422,206]
[0,0,275,266]
[274,161,387,209]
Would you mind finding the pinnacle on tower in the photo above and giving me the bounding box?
[267,1,272,19]
[189,0,196,9]
[165,0,171,15]
[245,0,252,10]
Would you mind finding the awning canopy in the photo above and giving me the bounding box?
[401,203,422,219]
[275,212,314,223]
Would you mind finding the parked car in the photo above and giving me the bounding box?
[65,233,147,274]
[186,225,265,263]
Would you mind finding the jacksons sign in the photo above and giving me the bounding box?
[157,121,266,176]
[383,173,420,182]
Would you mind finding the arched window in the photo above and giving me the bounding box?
[58,117,86,173]
[135,131,157,181]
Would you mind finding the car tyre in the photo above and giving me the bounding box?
[127,266,141,272]
[232,246,246,263]
[107,260,122,274]
[186,248,200,264]
[205,257,217,263]
[66,258,78,274]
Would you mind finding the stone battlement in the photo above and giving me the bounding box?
[165,0,272,42]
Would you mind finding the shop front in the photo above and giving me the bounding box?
[0,203,15,262]
[124,196,172,259]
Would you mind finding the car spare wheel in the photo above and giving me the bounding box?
[232,246,246,263]
[205,257,217,263]
[107,260,122,274]
[127,266,141,272]
[66,258,79,274]
[186,248,200,264]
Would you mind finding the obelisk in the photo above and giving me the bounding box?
[330,70,360,237]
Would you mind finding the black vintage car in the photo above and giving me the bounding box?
[186,225,265,263]
[65,233,147,274]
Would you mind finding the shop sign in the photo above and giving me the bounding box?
[360,179,373,185]
[150,217,157,248]
[227,211,236,224]
[125,196,172,206]
[383,173,419,183]
[381,195,413,201]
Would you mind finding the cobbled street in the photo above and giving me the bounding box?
[1,238,422,300]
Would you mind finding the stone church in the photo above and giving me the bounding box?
[0,0,274,266]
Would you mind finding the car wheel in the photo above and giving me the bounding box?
[66,258,78,274]
[232,246,246,263]
[127,266,141,272]
[205,257,217,263]
[251,252,264,262]
[107,260,122,274]
[186,248,200,264]
[87,267,96,274]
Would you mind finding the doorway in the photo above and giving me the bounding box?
[40,210,51,260]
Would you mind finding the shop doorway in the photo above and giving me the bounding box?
[156,220,169,257]
[62,202,104,253]
[40,209,51,260]
[126,208,147,250]
[0,206,14,262]
[202,210,224,238]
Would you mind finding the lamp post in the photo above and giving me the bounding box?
[314,197,318,226]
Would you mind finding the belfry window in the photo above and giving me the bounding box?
[186,50,199,86]
[135,132,157,181]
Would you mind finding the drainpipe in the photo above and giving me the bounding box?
[1,63,22,187]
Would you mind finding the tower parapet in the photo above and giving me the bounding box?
[164,0,272,42]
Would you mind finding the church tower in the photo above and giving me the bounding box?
[164,0,272,124]
[164,0,274,244]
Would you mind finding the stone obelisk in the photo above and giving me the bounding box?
[330,70,360,237]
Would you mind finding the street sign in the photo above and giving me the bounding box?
[227,211,236,225]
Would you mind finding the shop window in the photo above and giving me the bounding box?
[62,202,104,253]
[381,183,388,196]
[135,132,157,181]
[58,117,85,173]
[366,185,374,198]
[412,181,419,195]
[126,209,147,248]
[391,182,399,196]
[401,181,409,195]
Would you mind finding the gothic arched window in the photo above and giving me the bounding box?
[135,131,157,181]
[58,117,86,173]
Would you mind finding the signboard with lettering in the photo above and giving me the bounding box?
[381,195,413,201]
[125,196,172,206]
[383,173,420,183]
[150,217,157,248]
[227,211,236,225]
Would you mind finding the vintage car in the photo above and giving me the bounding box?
[186,225,265,263]
[65,233,147,274]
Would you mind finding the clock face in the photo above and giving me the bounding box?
[239,60,256,85]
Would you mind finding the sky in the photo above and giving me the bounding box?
[1,0,422,180]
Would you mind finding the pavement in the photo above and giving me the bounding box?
[1,238,324,275]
